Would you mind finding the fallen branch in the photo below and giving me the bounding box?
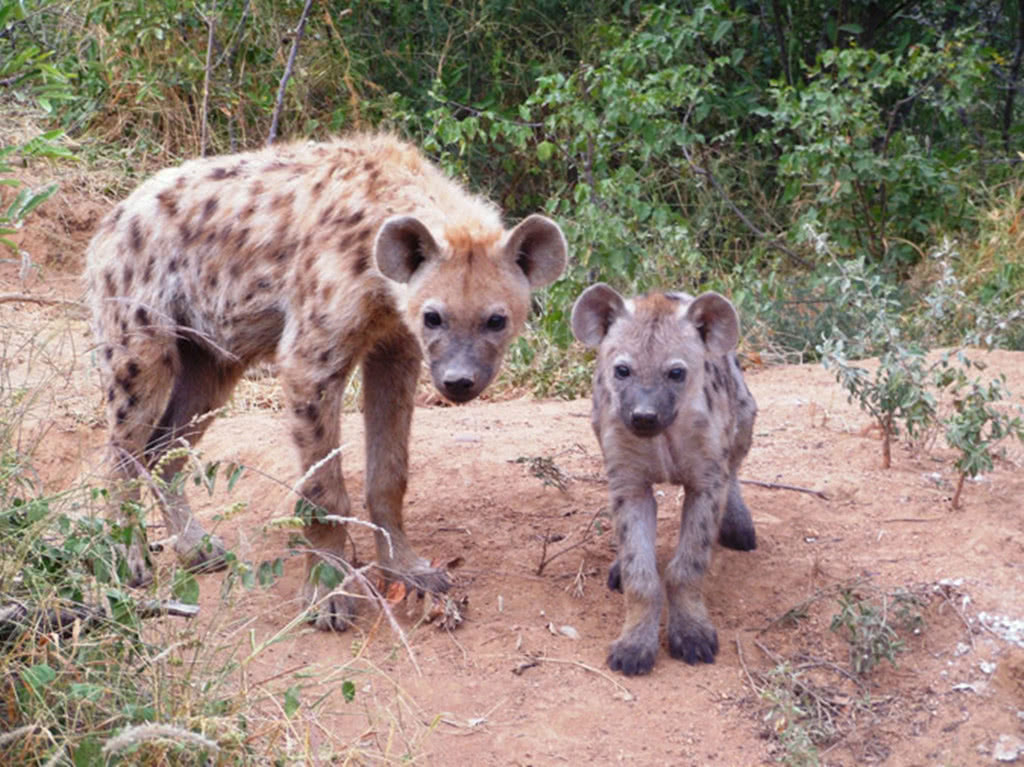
[741,478,830,500]
[0,292,87,310]
[534,655,634,700]
[0,598,199,641]
[535,507,605,576]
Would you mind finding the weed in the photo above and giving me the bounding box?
[830,588,925,676]
[938,364,1024,508]
[512,454,570,493]
[759,663,833,767]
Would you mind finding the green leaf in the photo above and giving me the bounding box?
[711,19,732,46]
[310,562,343,590]
[536,141,556,162]
[226,463,245,492]
[172,569,200,604]
[342,680,356,703]
[283,685,301,718]
[23,663,56,690]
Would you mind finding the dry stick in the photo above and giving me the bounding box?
[535,507,604,576]
[534,656,634,700]
[0,599,198,640]
[740,478,830,500]
[937,587,976,650]
[199,0,217,157]
[267,0,315,145]
[0,292,86,308]
[735,635,761,695]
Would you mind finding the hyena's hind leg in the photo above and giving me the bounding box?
[719,479,756,551]
[719,356,757,552]
[362,330,451,594]
[143,338,245,574]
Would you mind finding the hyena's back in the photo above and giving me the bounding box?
[85,133,504,368]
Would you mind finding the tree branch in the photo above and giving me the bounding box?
[0,599,199,641]
[199,0,217,157]
[267,0,315,145]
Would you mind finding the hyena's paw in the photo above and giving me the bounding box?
[174,530,229,574]
[302,579,358,632]
[607,636,658,676]
[607,559,623,592]
[389,560,452,595]
[667,616,719,665]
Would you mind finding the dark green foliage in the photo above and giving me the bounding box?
[4,0,1024,372]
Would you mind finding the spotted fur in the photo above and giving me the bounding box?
[85,133,566,630]
[572,284,757,675]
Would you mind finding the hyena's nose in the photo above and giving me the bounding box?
[630,409,659,432]
[443,374,476,400]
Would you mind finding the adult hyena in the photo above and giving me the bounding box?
[571,284,757,675]
[85,132,566,629]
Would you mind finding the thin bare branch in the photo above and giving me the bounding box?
[740,478,830,500]
[0,292,86,309]
[199,0,217,157]
[267,0,315,145]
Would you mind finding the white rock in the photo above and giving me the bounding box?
[994,734,1024,762]
[559,625,581,640]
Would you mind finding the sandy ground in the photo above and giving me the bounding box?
[2,185,1022,766]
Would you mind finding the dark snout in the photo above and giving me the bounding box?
[620,387,677,438]
[430,359,495,404]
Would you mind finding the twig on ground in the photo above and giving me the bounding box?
[735,635,761,695]
[936,584,976,650]
[741,478,830,500]
[534,656,634,700]
[535,506,605,576]
[0,292,87,310]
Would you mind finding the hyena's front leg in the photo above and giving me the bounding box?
[664,480,724,664]
[280,362,358,632]
[606,482,663,676]
[361,331,451,594]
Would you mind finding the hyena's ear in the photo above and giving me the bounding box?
[504,214,567,288]
[375,215,441,283]
[685,292,739,355]
[571,283,627,348]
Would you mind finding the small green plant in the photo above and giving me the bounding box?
[0,132,71,254]
[759,664,827,767]
[939,366,1024,508]
[829,588,925,675]
[820,337,938,468]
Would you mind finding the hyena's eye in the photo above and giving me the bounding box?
[667,367,686,382]
[424,310,443,329]
[614,364,631,379]
[486,314,507,331]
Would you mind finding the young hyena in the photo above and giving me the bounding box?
[85,132,567,629]
[571,284,757,675]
